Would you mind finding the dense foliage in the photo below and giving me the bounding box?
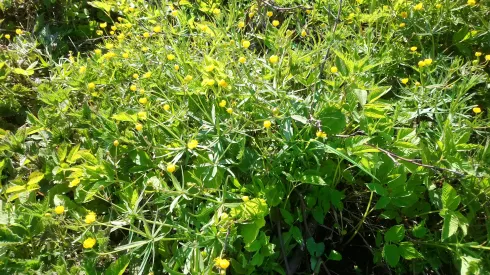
[1,0,490,274]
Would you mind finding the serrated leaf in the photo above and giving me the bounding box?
[385,225,405,243]
[383,244,400,267]
[398,242,422,260]
[27,171,44,186]
[441,211,459,241]
[442,183,460,211]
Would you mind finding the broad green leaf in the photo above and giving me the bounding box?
[375,196,391,210]
[112,112,137,122]
[383,244,400,267]
[290,226,303,244]
[384,225,405,243]
[306,237,325,257]
[328,250,342,261]
[240,218,266,244]
[88,1,112,12]
[6,185,26,194]
[27,171,44,186]
[412,222,427,238]
[300,174,326,185]
[398,242,422,260]
[441,211,459,241]
[367,183,388,196]
[280,208,294,225]
[442,183,460,211]
[105,255,130,275]
[317,106,346,135]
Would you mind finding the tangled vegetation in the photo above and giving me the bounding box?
[1,0,490,274]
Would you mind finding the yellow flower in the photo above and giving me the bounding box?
[79,66,86,73]
[122,52,129,58]
[85,212,97,224]
[316,131,327,138]
[269,55,279,64]
[167,54,176,61]
[133,73,139,79]
[272,20,280,27]
[330,66,338,73]
[410,46,417,52]
[96,30,103,36]
[5,34,11,40]
[226,108,233,114]
[55,205,65,215]
[301,30,307,37]
[205,65,215,72]
[83,238,96,249]
[100,22,107,28]
[143,32,150,38]
[139,97,148,105]
[214,258,230,269]
[16,29,23,35]
[171,10,178,16]
[111,26,117,31]
[202,79,215,86]
[263,120,272,128]
[135,123,143,131]
[242,196,250,202]
[105,43,114,50]
[467,0,476,6]
[113,140,119,147]
[399,23,406,28]
[117,33,125,41]
[400,12,408,18]
[436,3,442,9]
[184,75,193,82]
[219,100,226,107]
[130,85,137,91]
[153,26,162,33]
[94,49,102,55]
[485,55,490,61]
[238,57,246,64]
[306,9,312,14]
[218,79,228,88]
[418,60,426,67]
[249,12,255,18]
[213,8,220,15]
[88,83,96,90]
[475,52,482,57]
[415,81,421,86]
[414,3,423,11]
[473,107,481,114]
[109,31,115,35]
[167,164,176,173]
[238,21,245,28]
[267,11,273,17]
[69,178,81,187]
[401,78,409,84]
[164,104,171,111]
[174,65,180,71]
[242,40,251,49]
[142,47,149,52]
[424,58,433,65]
[187,140,198,149]
[128,7,134,12]
[143,72,152,78]
[139,89,145,95]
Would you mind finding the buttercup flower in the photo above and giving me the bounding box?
[475,52,482,57]
[174,65,180,71]
[331,66,338,73]
[269,55,279,64]
[153,26,162,33]
[83,238,96,249]
[167,164,176,173]
[188,140,198,149]
[418,60,426,67]
[16,29,23,35]
[219,100,226,107]
[316,131,327,138]
[214,258,230,269]
[85,212,96,224]
[55,205,65,215]
[69,178,81,187]
[100,22,107,28]
[242,196,250,202]
[410,46,417,52]
[485,55,490,61]
[301,30,307,37]
[424,58,433,65]
[400,12,408,18]
[130,85,137,91]
[399,23,406,28]
[401,78,409,84]
[88,83,95,90]
[205,65,215,72]
[164,104,170,111]
[133,73,139,79]
[139,97,148,105]
[213,8,220,15]
[242,40,251,49]
[79,66,86,73]
[226,108,233,114]
[5,34,11,39]
[184,75,193,82]
[272,20,280,27]
[267,11,273,17]
[263,120,272,128]
[414,3,423,11]
[239,57,246,64]
[467,0,476,6]
[473,107,481,114]
[135,124,143,131]
[218,79,228,88]
[113,140,119,147]
[143,32,150,38]
[167,54,176,60]
[238,22,245,28]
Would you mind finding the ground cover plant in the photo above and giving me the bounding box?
[1,0,490,274]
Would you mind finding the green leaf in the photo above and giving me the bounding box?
[105,254,131,275]
[375,196,391,210]
[441,211,459,241]
[240,218,266,244]
[88,1,112,12]
[384,225,405,243]
[306,237,325,257]
[317,106,346,135]
[328,250,342,261]
[412,222,428,238]
[442,183,460,211]
[27,171,44,186]
[13,68,34,76]
[57,143,68,162]
[280,208,294,225]
[112,112,137,122]
[367,183,388,196]
[398,242,422,260]
[290,226,303,244]
[383,244,400,267]
[299,174,326,185]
